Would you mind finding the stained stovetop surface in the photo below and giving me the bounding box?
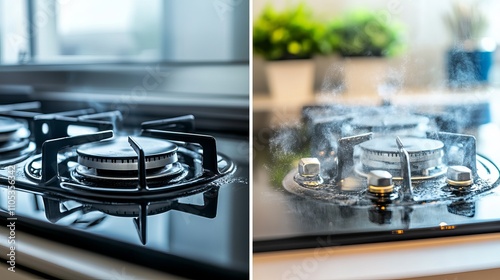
[253,105,500,253]
[254,150,500,253]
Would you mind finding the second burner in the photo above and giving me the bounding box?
[356,137,446,179]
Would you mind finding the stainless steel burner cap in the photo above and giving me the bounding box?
[359,137,444,162]
[0,117,26,142]
[446,165,473,187]
[357,137,446,179]
[77,136,178,171]
[0,117,23,134]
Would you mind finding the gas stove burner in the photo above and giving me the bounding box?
[74,163,186,182]
[76,136,178,171]
[0,117,35,166]
[0,117,30,143]
[3,113,236,202]
[356,137,445,180]
[0,116,24,137]
[69,136,216,190]
[0,141,36,167]
[0,138,31,153]
[281,129,500,208]
[0,103,249,276]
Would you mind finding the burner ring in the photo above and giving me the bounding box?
[74,162,185,181]
[0,121,30,143]
[0,117,23,135]
[358,137,444,163]
[0,141,36,168]
[77,136,178,171]
[357,137,445,179]
[0,138,30,154]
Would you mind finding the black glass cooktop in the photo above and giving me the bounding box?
[0,135,249,279]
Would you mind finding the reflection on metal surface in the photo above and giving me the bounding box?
[369,204,392,225]
[40,187,219,244]
[447,200,476,218]
[396,137,414,201]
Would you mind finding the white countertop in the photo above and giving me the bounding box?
[253,232,500,280]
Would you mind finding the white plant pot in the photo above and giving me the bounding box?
[265,59,315,104]
[343,57,388,96]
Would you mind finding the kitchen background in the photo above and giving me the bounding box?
[0,0,249,133]
[253,0,500,94]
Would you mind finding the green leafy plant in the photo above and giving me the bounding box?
[327,9,405,57]
[253,3,330,61]
[443,1,487,45]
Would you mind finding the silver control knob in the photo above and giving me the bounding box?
[295,158,323,187]
[367,170,394,194]
[446,166,473,187]
[298,158,320,177]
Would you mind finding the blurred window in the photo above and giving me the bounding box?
[0,0,29,64]
[0,0,248,64]
[55,0,162,59]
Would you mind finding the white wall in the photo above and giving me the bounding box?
[253,0,500,93]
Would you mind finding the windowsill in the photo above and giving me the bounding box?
[254,86,499,108]
[0,60,249,71]
[253,86,500,127]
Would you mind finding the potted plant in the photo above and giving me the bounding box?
[443,1,495,88]
[253,3,329,102]
[326,9,405,96]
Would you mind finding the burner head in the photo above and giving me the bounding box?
[0,117,23,134]
[77,136,178,171]
[0,117,29,142]
[0,139,31,153]
[0,117,34,166]
[357,137,445,179]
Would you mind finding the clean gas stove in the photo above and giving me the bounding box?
[0,102,249,279]
[254,102,500,252]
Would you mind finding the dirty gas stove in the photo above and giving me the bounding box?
[254,104,500,251]
[0,102,249,279]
